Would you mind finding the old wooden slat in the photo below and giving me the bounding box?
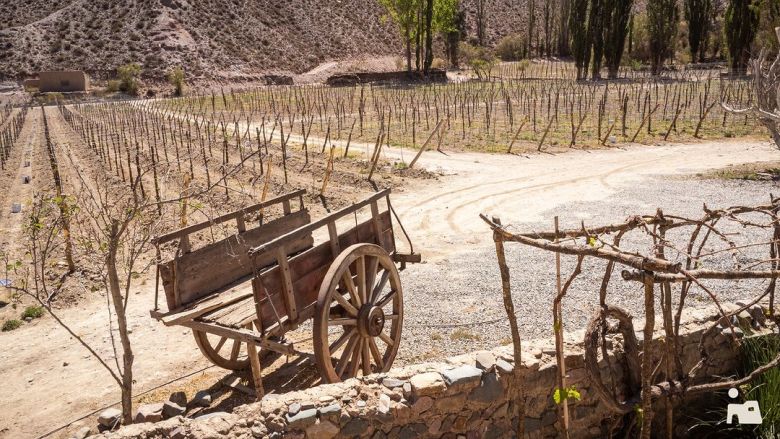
[154,189,305,244]
[248,212,393,330]
[180,320,294,355]
[249,189,391,257]
[327,221,340,258]
[159,210,312,308]
[276,246,299,324]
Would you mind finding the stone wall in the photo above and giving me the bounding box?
[326,70,447,87]
[96,302,775,439]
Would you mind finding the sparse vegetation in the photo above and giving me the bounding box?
[167,66,185,97]
[2,319,22,332]
[495,34,527,61]
[21,305,44,319]
[116,63,141,95]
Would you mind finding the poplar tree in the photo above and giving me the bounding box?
[603,0,633,79]
[571,0,591,79]
[647,0,679,75]
[685,0,712,62]
[725,0,759,74]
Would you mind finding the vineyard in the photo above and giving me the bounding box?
[152,63,759,159]
[0,60,778,438]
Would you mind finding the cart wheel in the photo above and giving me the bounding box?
[193,330,250,371]
[314,243,403,383]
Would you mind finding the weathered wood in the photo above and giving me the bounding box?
[151,285,254,326]
[159,210,312,308]
[154,190,305,244]
[182,320,295,355]
[276,246,299,325]
[248,211,393,331]
[249,189,391,257]
[245,322,265,400]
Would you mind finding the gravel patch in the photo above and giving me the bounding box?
[396,176,779,365]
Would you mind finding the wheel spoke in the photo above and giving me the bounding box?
[379,331,394,347]
[330,327,356,353]
[365,257,379,301]
[230,339,241,361]
[371,271,390,304]
[348,339,362,378]
[329,318,357,326]
[356,256,367,305]
[361,339,371,376]
[332,291,359,317]
[336,334,359,377]
[341,268,362,308]
[376,288,397,309]
[214,336,228,354]
[369,338,384,370]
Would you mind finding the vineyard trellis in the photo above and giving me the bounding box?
[481,197,780,438]
[140,64,758,164]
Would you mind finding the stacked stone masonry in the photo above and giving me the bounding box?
[96,302,776,438]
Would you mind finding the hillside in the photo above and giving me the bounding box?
[0,0,535,82]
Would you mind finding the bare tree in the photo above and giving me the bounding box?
[723,28,780,148]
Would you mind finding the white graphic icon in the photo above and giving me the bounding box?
[726,388,762,425]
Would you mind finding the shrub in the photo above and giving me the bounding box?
[495,34,527,61]
[459,42,497,80]
[117,63,142,95]
[106,80,121,93]
[167,66,185,97]
[2,319,22,332]
[21,305,44,319]
[431,58,447,70]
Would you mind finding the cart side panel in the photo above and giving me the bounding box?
[159,210,312,310]
[254,210,394,330]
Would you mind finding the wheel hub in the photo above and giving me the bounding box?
[358,305,386,337]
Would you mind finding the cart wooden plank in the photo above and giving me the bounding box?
[246,211,394,330]
[159,210,312,308]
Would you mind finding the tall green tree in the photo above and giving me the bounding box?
[424,0,434,73]
[571,0,591,79]
[379,0,421,72]
[588,0,605,79]
[725,0,759,74]
[685,0,712,62]
[647,0,679,75]
[603,0,633,78]
[435,0,462,67]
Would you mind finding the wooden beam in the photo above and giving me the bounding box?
[154,189,306,244]
[249,189,391,257]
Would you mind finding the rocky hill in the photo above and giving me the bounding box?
[0,0,535,81]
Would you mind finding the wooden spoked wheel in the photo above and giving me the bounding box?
[314,243,403,383]
[193,329,251,370]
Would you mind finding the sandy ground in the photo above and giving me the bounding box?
[1,138,779,438]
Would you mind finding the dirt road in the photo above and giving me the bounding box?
[1,138,778,438]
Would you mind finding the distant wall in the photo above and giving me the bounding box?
[326,70,447,86]
[38,71,89,93]
[96,302,775,439]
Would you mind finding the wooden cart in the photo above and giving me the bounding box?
[150,188,420,396]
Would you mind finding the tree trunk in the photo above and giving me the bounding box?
[406,28,413,73]
[108,221,134,425]
[424,0,434,74]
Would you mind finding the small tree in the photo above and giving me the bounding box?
[117,63,142,96]
[647,0,679,75]
[723,28,780,148]
[460,42,497,80]
[725,0,760,75]
[167,67,185,97]
[685,0,712,62]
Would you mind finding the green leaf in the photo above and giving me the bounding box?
[588,236,597,247]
